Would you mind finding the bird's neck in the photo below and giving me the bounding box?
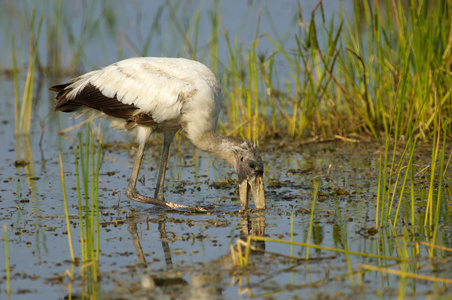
[188,130,239,168]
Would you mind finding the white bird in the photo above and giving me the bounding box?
[50,57,266,211]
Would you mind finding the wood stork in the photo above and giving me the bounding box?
[50,57,266,211]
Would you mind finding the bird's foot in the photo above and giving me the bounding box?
[126,189,206,212]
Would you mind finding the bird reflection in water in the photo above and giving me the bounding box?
[123,211,267,298]
[239,211,266,255]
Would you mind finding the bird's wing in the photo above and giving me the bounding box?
[53,81,140,122]
[59,58,198,124]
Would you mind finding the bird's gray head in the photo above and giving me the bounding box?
[232,140,266,210]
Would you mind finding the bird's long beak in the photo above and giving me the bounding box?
[239,173,266,210]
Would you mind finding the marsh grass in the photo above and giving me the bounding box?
[374,81,449,268]
[75,124,102,297]
[12,8,43,136]
[218,0,452,143]
[5,0,449,143]
[369,0,450,230]
[356,1,451,292]
[59,153,74,262]
[59,124,103,298]
[3,1,451,141]
[304,179,319,260]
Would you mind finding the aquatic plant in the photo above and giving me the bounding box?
[59,124,103,298]
[12,8,43,136]
[75,124,103,297]
[59,153,74,262]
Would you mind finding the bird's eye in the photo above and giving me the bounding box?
[249,162,255,169]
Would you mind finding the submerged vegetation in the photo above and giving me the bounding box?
[1,0,452,298]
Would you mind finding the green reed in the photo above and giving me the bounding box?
[343,0,451,140]
[218,0,451,142]
[356,0,451,241]
[304,179,319,260]
[59,153,75,262]
[372,86,449,297]
[76,125,102,284]
[12,8,43,135]
[427,126,447,255]
[375,98,448,232]
[60,124,102,298]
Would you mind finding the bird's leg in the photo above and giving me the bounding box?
[126,139,195,210]
[126,140,147,200]
[154,131,175,201]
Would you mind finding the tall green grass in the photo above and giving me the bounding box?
[59,124,103,298]
[370,1,450,257]
[12,8,43,135]
[218,0,452,141]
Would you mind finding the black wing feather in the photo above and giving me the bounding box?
[50,81,156,128]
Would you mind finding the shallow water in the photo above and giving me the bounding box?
[1,0,353,70]
[1,95,452,299]
[0,78,451,298]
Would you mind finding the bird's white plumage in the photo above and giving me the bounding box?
[51,57,266,210]
[67,57,222,129]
